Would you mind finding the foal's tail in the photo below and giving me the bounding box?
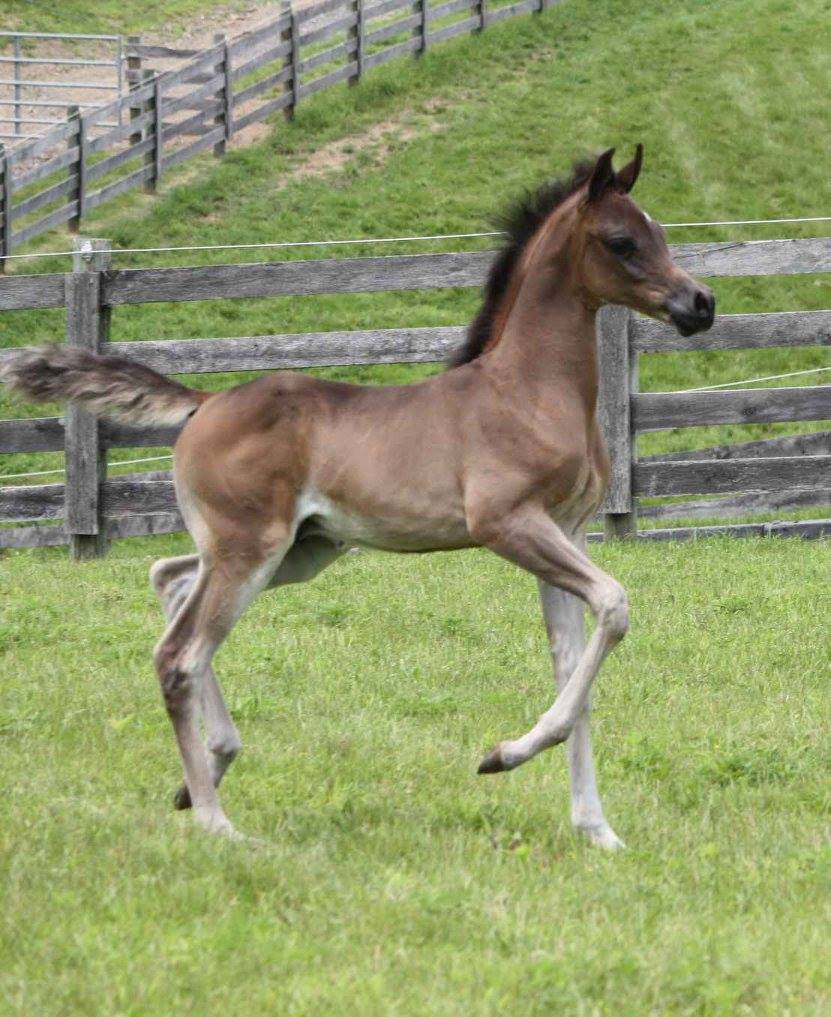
[0,345,211,426]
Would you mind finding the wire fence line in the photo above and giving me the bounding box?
[2,216,831,264]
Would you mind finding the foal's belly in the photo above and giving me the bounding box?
[297,490,474,553]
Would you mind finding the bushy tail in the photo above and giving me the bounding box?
[0,345,211,426]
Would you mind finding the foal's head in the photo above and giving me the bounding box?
[571,146,715,335]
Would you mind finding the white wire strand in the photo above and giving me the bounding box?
[2,215,831,262]
[2,452,174,481]
[675,366,831,393]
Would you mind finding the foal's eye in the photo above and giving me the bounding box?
[604,236,637,258]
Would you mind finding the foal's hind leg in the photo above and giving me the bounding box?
[154,542,288,835]
[151,555,241,810]
[538,581,623,850]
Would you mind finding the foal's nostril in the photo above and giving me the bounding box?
[693,288,715,323]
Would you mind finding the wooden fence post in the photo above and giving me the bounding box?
[597,304,638,539]
[475,0,487,31]
[140,69,157,193]
[349,0,364,85]
[127,36,147,177]
[67,106,84,232]
[289,7,301,118]
[417,0,430,55]
[153,76,163,188]
[65,237,112,560]
[212,34,229,157]
[0,142,9,272]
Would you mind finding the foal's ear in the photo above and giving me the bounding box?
[615,143,643,194]
[587,148,616,202]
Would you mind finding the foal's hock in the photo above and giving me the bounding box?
[2,146,714,847]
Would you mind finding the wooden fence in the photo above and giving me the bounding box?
[0,0,565,265]
[0,235,830,555]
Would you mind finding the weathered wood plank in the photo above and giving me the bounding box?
[233,66,292,108]
[0,482,64,522]
[0,273,65,310]
[299,62,358,99]
[229,15,291,59]
[162,103,223,143]
[633,386,831,432]
[298,39,356,75]
[364,0,415,19]
[486,0,538,24]
[103,479,178,514]
[671,237,831,277]
[162,127,226,172]
[365,13,421,45]
[299,10,358,48]
[427,15,480,44]
[12,146,79,190]
[127,43,200,58]
[12,175,77,220]
[232,92,293,133]
[632,309,831,353]
[161,73,225,118]
[105,325,464,372]
[430,0,475,18]
[230,40,292,82]
[0,415,65,453]
[103,251,493,305]
[85,103,155,156]
[6,118,80,166]
[83,164,154,213]
[586,518,831,544]
[633,455,831,497]
[11,201,78,248]
[85,135,156,183]
[639,487,831,521]
[642,430,831,463]
[363,35,420,69]
[0,522,69,549]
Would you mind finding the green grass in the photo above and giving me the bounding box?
[1,0,250,36]
[1,0,828,486]
[1,535,829,1013]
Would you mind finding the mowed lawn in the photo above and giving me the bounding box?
[1,534,829,1013]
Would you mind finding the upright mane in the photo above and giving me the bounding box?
[447,159,596,368]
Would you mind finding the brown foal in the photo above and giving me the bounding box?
[3,147,714,846]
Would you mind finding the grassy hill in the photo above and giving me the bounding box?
[2,0,829,483]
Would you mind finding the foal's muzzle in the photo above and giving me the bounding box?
[665,283,716,337]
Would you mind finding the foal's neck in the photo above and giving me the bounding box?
[484,225,600,415]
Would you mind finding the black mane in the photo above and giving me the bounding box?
[447,160,596,368]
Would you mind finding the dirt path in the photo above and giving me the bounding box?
[2,1,338,154]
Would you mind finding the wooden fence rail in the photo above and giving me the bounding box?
[0,0,567,266]
[0,235,829,554]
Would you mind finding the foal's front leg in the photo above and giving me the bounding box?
[538,580,624,850]
[471,506,628,776]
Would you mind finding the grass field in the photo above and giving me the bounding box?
[1,534,830,1012]
[1,5,830,1009]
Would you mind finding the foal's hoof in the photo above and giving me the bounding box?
[477,745,508,774]
[173,782,192,810]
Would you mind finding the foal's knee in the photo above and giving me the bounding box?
[207,728,241,763]
[594,581,629,643]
